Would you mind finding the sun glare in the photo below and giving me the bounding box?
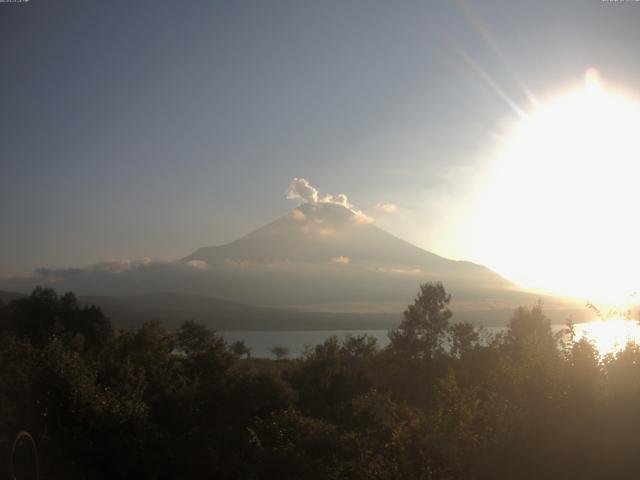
[573,319,640,356]
[468,69,640,306]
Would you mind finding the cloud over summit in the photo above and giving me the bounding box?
[286,177,354,208]
[286,178,320,204]
[286,178,371,223]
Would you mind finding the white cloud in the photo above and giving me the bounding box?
[291,208,306,221]
[320,193,351,209]
[224,258,293,269]
[377,267,422,275]
[374,203,399,214]
[89,257,152,273]
[331,256,350,264]
[286,178,319,204]
[35,257,153,278]
[286,178,354,208]
[351,211,373,224]
[187,260,208,270]
[285,177,372,223]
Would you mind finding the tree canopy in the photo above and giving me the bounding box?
[0,284,638,479]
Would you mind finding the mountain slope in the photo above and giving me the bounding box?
[1,202,578,322]
[181,202,536,311]
[0,290,25,304]
[184,203,494,275]
[1,289,401,330]
[78,292,403,330]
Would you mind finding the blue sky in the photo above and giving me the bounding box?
[2,0,640,277]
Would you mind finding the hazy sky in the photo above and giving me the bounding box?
[2,0,640,277]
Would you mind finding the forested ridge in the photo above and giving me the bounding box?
[1,284,638,479]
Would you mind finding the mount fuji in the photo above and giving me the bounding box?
[1,199,582,328]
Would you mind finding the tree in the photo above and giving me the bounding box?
[291,336,377,421]
[388,282,452,361]
[177,320,217,355]
[7,287,112,352]
[271,345,290,360]
[449,322,480,359]
[508,300,552,345]
[231,339,251,359]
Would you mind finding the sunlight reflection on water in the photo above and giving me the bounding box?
[572,319,640,356]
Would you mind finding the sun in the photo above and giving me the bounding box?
[467,69,640,306]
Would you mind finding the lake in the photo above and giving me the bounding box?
[221,329,392,358]
[221,320,640,358]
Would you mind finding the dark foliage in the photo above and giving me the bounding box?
[1,284,639,479]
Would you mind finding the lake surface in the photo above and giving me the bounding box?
[221,329,392,358]
[222,320,640,358]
